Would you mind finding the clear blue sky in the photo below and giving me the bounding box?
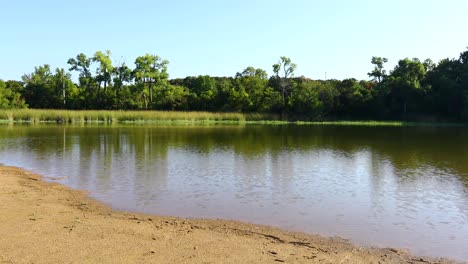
[1,0,467,81]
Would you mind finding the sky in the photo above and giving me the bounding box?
[1,0,467,81]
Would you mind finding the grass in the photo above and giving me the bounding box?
[294,121,466,127]
[0,109,281,124]
[0,109,465,127]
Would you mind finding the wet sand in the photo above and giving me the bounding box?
[0,166,459,263]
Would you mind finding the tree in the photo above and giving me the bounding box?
[368,57,388,83]
[134,54,169,108]
[261,87,283,113]
[191,75,218,110]
[317,80,339,116]
[288,79,323,119]
[68,53,95,107]
[423,59,435,72]
[112,62,133,108]
[227,80,250,112]
[423,48,468,120]
[93,50,114,96]
[272,56,297,104]
[233,67,270,111]
[424,58,460,118]
[236,66,268,80]
[68,53,93,88]
[21,65,78,109]
[0,80,27,109]
[113,62,133,89]
[335,78,372,117]
[52,68,76,108]
[154,84,189,110]
[21,64,56,108]
[8,48,468,121]
[387,58,426,116]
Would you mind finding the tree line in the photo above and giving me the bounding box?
[1,48,467,121]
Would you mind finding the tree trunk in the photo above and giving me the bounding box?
[149,81,153,107]
[103,82,107,102]
[62,80,66,107]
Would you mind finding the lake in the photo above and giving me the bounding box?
[1,124,467,260]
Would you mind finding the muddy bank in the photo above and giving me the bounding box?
[0,166,459,263]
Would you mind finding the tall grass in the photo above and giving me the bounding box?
[0,109,282,124]
[295,120,466,127]
[0,109,464,126]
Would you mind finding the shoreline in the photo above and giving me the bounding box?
[0,165,460,263]
[1,119,465,127]
[1,109,466,127]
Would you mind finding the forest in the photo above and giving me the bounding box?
[1,48,467,122]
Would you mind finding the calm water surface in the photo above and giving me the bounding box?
[1,124,468,260]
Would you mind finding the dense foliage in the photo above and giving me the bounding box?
[1,48,468,121]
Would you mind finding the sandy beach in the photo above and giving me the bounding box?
[0,166,459,264]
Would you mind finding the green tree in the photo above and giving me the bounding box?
[68,53,96,107]
[22,64,56,108]
[317,80,339,116]
[335,78,372,117]
[261,87,283,112]
[236,66,268,80]
[154,84,189,110]
[272,56,297,104]
[134,54,169,108]
[190,75,219,110]
[8,48,468,121]
[93,50,114,98]
[387,58,426,116]
[424,48,468,120]
[233,67,270,112]
[53,68,79,109]
[368,57,388,83]
[112,62,134,108]
[0,80,27,109]
[22,65,77,109]
[226,81,250,112]
[288,79,323,119]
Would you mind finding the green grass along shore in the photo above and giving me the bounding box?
[0,109,465,127]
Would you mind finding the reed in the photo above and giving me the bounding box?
[0,109,280,124]
[295,120,465,127]
[296,121,406,126]
[0,109,464,126]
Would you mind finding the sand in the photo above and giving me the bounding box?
[0,166,459,264]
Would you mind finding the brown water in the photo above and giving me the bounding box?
[1,124,468,260]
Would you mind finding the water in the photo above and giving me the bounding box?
[1,124,468,260]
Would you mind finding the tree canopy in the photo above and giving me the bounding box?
[2,48,468,122]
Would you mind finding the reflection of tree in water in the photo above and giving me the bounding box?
[130,127,169,203]
[168,125,468,182]
[1,124,468,187]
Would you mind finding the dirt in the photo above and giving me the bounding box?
[0,166,460,263]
